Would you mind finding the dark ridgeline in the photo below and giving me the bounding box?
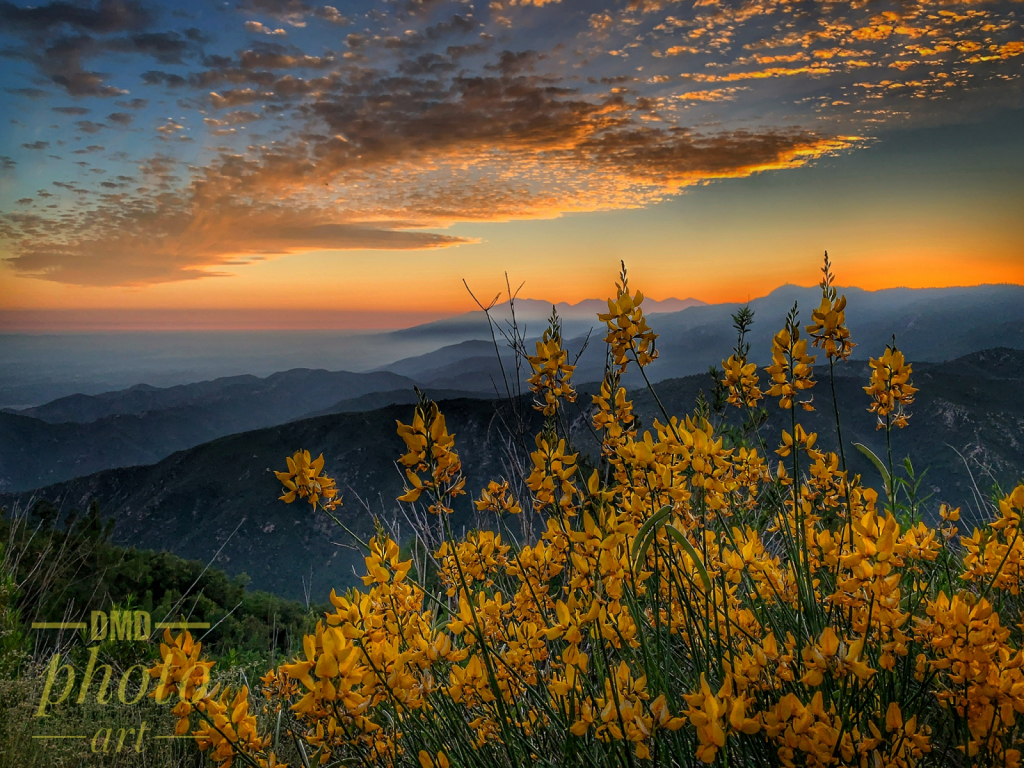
[3,348,1023,600]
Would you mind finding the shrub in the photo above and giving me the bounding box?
[152,258,1024,768]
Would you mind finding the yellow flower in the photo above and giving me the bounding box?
[396,400,465,512]
[418,751,449,768]
[592,370,637,459]
[275,450,341,510]
[475,479,522,515]
[721,354,763,408]
[864,341,917,429]
[764,307,816,411]
[527,434,579,513]
[218,265,1024,768]
[805,252,854,361]
[598,261,659,373]
[527,310,577,416]
[148,629,214,708]
[776,424,822,461]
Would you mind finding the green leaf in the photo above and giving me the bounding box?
[854,442,891,500]
[293,734,312,768]
[665,525,711,592]
[631,505,673,570]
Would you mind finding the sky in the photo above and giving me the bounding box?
[0,0,1022,330]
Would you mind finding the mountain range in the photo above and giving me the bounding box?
[0,369,493,493]
[3,283,1023,493]
[0,297,702,409]
[4,347,1023,600]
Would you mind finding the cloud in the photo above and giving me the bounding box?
[317,6,348,25]
[5,86,50,98]
[426,14,475,39]
[237,43,334,69]
[209,109,263,125]
[244,21,287,36]
[685,65,834,83]
[209,88,267,107]
[1,0,1021,288]
[117,30,193,63]
[236,0,310,26]
[0,0,152,34]
[53,105,91,115]
[33,33,131,96]
[677,87,746,102]
[2,54,859,286]
[141,69,188,87]
[580,128,860,190]
[0,0,201,96]
[21,141,50,150]
[115,97,148,109]
[3,196,474,286]
[76,119,106,133]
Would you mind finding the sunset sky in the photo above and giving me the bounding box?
[1,0,1022,329]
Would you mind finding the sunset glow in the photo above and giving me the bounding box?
[1,0,1021,328]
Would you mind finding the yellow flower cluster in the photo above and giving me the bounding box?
[274,449,341,510]
[526,434,579,514]
[962,485,1024,594]
[806,253,855,361]
[527,319,577,417]
[149,630,280,768]
[592,370,637,460]
[765,311,816,411]
[436,531,510,596]
[915,591,1024,766]
[865,342,917,429]
[721,354,763,408]
[396,400,466,513]
[599,262,658,373]
[149,629,214,733]
[192,686,271,767]
[157,265,1024,768]
[475,480,522,516]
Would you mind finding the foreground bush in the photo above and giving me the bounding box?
[152,259,1024,768]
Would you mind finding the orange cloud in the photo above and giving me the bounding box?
[677,87,747,101]
[686,65,834,82]
[2,60,862,286]
[2,0,1021,291]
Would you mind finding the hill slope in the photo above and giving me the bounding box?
[12,368,414,424]
[0,368,475,492]
[5,349,1023,600]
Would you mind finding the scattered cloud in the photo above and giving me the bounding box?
[317,6,348,25]
[116,97,149,109]
[0,0,202,96]
[5,86,50,98]
[1,0,1021,286]
[677,87,747,102]
[76,119,106,133]
[244,20,287,36]
[3,195,475,285]
[0,0,152,35]
[237,0,310,26]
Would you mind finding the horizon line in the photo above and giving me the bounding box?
[2,281,1022,333]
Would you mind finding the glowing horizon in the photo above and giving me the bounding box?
[1,0,1021,325]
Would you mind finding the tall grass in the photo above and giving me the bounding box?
[0,501,320,765]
